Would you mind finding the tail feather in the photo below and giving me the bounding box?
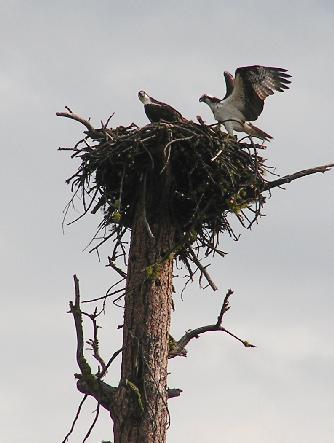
[243,122,273,141]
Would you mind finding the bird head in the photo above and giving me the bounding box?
[199,94,220,105]
[138,90,151,105]
[199,94,209,104]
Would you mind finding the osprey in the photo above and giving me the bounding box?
[199,65,291,141]
[138,90,185,123]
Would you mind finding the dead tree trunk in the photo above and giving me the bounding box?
[112,165,175,442]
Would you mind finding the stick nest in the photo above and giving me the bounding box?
[62,118,269,261]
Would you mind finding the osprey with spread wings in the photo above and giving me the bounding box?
[199,65,291,141]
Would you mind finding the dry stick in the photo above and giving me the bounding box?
[167,388,183,399]
[69,275,92,375]
[56,111,96,134]
[161,135,194,173]
[216,288,233,324]
[264,163,334,191]
[106,256,127,279]
[100,347,124,378]
[188,248,218,291]
[82,402,100,443]
[61,395,88,443]
[172,289,255,357]
[83,287,125,303]
[141,172,155,239]
[83,309,107,375]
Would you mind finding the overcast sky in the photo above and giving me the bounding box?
[0,1,333,442]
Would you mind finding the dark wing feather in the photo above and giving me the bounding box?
[145,100,184,123]
[228,65,291,121]
[223,71,235,99]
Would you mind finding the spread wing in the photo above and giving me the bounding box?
[227,65,291,121]
[223,71,235,99]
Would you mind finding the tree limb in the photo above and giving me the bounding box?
[56,111,96,133]
[167,388,183,399]
[106,256,127,279]
[169,289,255,358]
[69,275,92,376]
[188,248,218,291]
[76,376,117,413]
[69,276,120,418]
[61,395,88,443]
[264,163,334,191]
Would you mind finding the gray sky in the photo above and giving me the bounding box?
[0,1,333,442]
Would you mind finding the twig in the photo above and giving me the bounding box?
[216,289,233,324]
[264,163,334,191]
[141,173,154,239]
[56,111,96,135]
[170,289,255,357]
[188,248,218,291]
[106,256,127,279]
[61,395,88,443]
[69,275,92,375]
[82,402,100,443]
[161,135,193,173]
[82,287,125,303]
[102,113,115,129]
[100,347,124,378]
[83,309,107,375]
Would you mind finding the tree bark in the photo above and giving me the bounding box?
[113,169,175,443]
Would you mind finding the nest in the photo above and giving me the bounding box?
[63,119,269,268]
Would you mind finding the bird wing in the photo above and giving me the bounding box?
[223,72,235,99]
[227,65,291,121]
[145,101,184,123]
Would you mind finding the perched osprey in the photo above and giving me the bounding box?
[199,65,291,141]
[138,90,185,123]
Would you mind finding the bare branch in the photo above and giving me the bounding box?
[106,256,127,279]
[167,388,183,399]
[61,395,88,443]
[76,376,117,412]
[69,275,92,376]
[83,310,107,375]
[83,402,100,443]
[82,287,125,304]
[56,111,96,134]
[170,289,255,357]
[264,163,334,191]
[188,249,218,291]
[216,288,233,324]
[100,347,124,379]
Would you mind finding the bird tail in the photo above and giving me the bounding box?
[243,122,273,142]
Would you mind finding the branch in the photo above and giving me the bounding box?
[68,275,121,420]
[188,248,218,291]
[61,395,88,443]
[56,110,100,137]
[264,163,334,191]
[101,347,124,378]
[76,375,117,413]
[106,256,127,279]
[170,289,255,358]
[69,275,92,376]
[83,308,107,375]
[167,388,183,399]
[83,402,100,443]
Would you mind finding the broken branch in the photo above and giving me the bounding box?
[170,289,255,357]
[264,163,334,191]
[56,111,96,134]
